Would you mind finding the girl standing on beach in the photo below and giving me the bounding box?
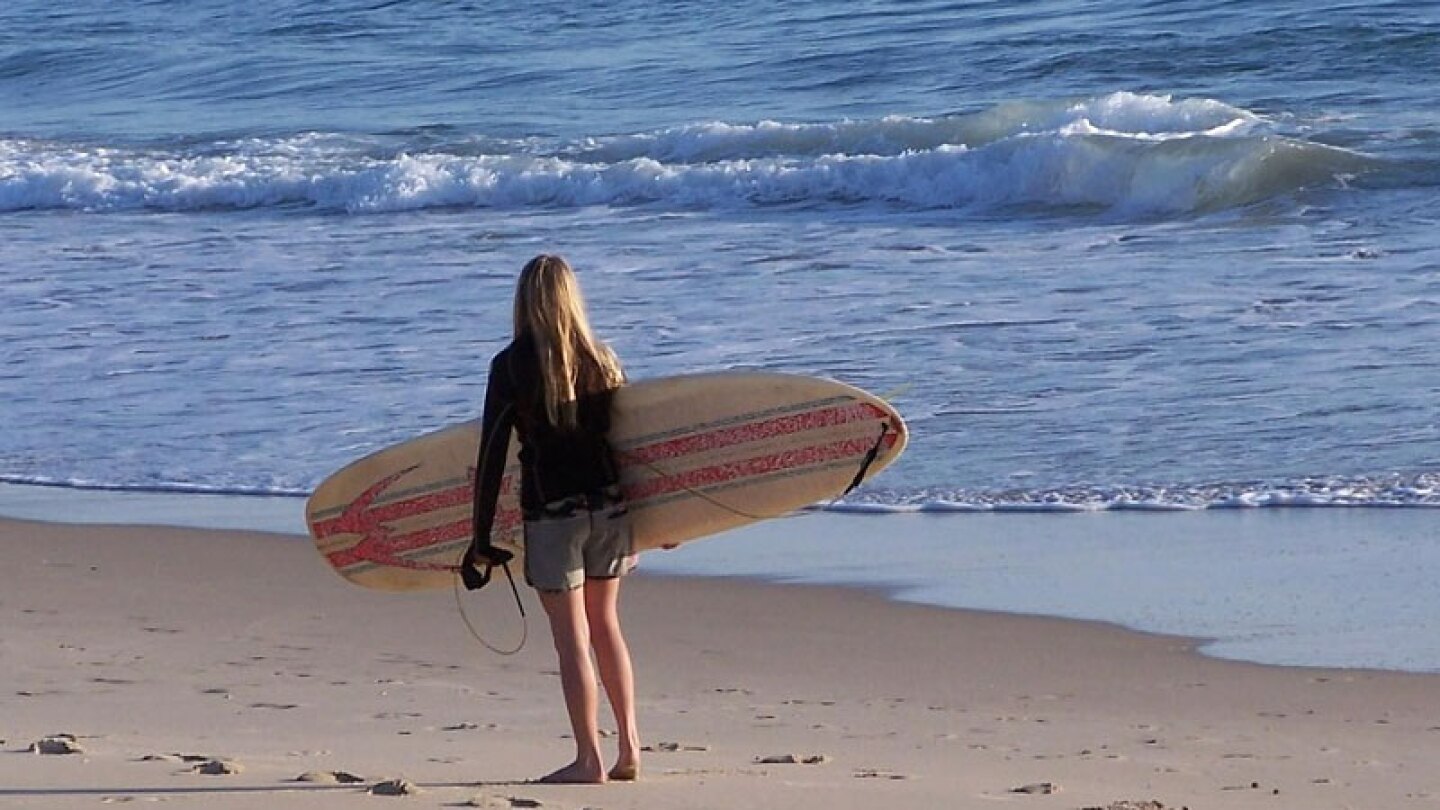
[465,254,641,784]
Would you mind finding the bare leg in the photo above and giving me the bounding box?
[538,588,606,784]
[585,576,641,780]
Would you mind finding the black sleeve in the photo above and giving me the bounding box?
[469,353,516,559]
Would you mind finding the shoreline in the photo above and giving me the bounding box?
[3,481,1437,674]
[4,516,1438,809]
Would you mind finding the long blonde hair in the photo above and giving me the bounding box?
[512,254,624,429]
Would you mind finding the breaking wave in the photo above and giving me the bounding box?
[0,93,1384,216]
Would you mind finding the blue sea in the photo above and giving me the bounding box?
[2,2,1438,666]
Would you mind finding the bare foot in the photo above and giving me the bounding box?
[607,761,640,782]
[608,739,641,781]
[608,741,641,781]
[537,760,606,784]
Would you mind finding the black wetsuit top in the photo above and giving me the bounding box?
[470,334,621,549]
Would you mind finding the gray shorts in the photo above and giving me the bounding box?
[523,502,635,592]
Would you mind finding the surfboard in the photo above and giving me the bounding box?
[306,372,907,591]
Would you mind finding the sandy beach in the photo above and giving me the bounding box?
[3,515,1438,809]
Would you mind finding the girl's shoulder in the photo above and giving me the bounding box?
[491,335,540,396]
[491,335,534,367]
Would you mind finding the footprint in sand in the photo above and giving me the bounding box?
[142,752,227,769]
[462,797,545,809]
[369,778,421,796]
[29,734,84,755]
[296,770,366,784]
[854,768,907,780]
[193,759,243,776]
[644,741,711,753]
[756,754,828,765]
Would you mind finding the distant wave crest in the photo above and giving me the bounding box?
[0,93,1381,216]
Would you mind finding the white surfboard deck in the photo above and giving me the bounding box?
[307,372,907,591]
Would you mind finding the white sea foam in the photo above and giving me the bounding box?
[3,474,1435,512]
[839,474,1440,511]
[0,94,1377,216]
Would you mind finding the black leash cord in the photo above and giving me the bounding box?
[453,562,528,656]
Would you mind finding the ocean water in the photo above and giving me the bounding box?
[3,0,1438,670]
[4,0,1437,510]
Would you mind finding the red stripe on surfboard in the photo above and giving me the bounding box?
[325,506,523,572]
[623,432,897,502]
[329,431,896,574]
[620,401,885,465]
[311,472,516,540]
